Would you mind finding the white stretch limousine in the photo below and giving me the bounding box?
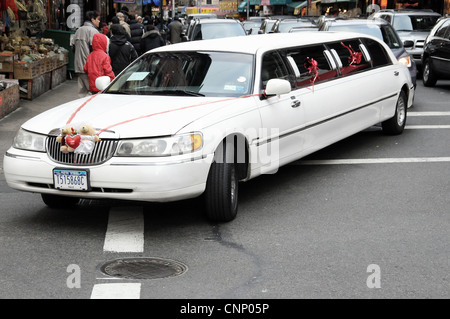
[3,32,414,222]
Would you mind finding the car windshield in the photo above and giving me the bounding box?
[393,15,440,32]
[277,21,316,33]
[192,23,246,40]
[105,51,254,97]
[262,20,276,33]
[328,24,402,49]
[243,21,261,32]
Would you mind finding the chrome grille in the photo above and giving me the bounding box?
[46,136,118,166]
[415,40,424,48]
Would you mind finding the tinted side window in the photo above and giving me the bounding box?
[261,51,292,89]
[380,14,392,24]
[361,38,392,68]
[284,45,337,88]
[435,20,450,38]
[326,39,372,76]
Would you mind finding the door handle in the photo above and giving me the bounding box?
[291,100,301,108]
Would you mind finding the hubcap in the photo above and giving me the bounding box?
[230,166,237,210]
[397,96,406,126]
[423,63,429,81]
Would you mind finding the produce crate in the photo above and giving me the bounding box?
[0,80,20,119]
[39,58,45,75]
[14,61,41,79]
[51,65,67,89]
[0,53,14,73]
[57,51,68,68]
[19,72,51,100]
[50,55,58,71]
[43,56,50,73]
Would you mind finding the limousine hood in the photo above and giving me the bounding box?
[21,94,240,138]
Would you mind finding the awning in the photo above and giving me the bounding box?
[238,1,247,10]
[321,0,356,3]
[287,1,307,9]
[214,10,239,16]
[238,1,248,12]
[270,0,294,5]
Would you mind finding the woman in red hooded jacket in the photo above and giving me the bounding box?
[83,33,115,94]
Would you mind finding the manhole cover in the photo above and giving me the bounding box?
[99,257,188,279]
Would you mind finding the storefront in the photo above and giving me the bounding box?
[0,0,70,111]
[365,0,449,14]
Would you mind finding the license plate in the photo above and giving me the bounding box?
[53,169,90,191]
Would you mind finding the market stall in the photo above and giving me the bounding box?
[0,0,68,106]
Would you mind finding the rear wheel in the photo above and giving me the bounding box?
[204,141,239,222]
[422,59,437,87]
[41,194,80,208]
[382,91,407,135]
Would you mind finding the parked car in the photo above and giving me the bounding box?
[268,18,318,33]
[257,19,275,34]
[243,20,262,35]
[186,13,217,23]
[3,32,414,222]
[422,16,450,86]
[370,9,441,70]
[319,18,417,89]
[182,18,246,41]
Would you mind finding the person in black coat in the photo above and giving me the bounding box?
[109,24,138,76]
[128,16,145,55]
[140,25,166,55]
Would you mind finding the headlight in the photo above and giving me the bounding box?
[115,133,203,157]
[398,55,412,68]
[13,128,46,152]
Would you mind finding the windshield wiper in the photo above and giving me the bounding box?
[154,89,205,97]
[105,91,130,95]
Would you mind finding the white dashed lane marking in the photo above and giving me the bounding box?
[90,283,141,299]
[103,206,144,253]
[91,206,144,299]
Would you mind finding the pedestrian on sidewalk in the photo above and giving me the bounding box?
[109,24,138,76]
[72,11,100,98]
[83,33,115,94]
[128,14,145,55]
[168,15,183,44]
[140,24,166,54]
[116,12,131,37]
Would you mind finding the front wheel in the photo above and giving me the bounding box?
[382,91,407,135]
[204,140,239,222]
[422,59,437,87]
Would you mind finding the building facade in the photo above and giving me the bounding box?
[47,0,450,32]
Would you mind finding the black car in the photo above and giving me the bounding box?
[319,18,417,88]
[422,17,450,87]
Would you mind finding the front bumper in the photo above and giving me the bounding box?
[3,148,214,202]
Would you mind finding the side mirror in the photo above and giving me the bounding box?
[403,40,414,48]
[95,76,111,91]
[262,79,291,99]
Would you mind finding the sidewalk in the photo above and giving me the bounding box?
[0,78,79,171]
